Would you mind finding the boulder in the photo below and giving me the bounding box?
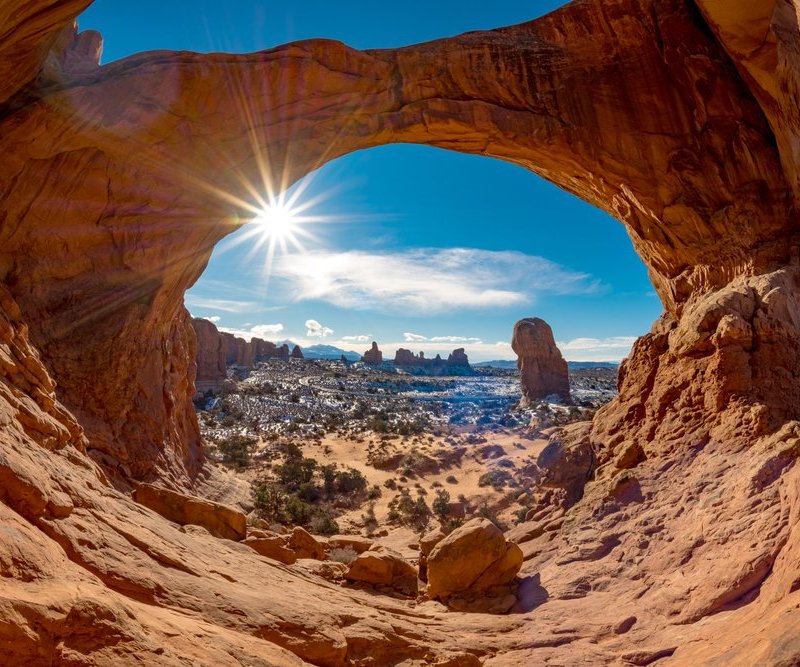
[345,546,418,595]
[511,318,570,404]
[427,519,522,599]
[243,536,297,565]
[536,422,596,508]
[288,526,326,560]
[328,535,374,554]
[133,483,247,541]
[291,345,304,360]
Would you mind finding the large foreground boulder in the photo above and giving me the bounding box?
[133,483,247,541]
[427,519,522,600]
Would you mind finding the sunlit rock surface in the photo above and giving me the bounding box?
[1,0,800,664]
[512,318,570,404]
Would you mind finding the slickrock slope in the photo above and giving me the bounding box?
[1,0,800,665]
[511,318,571,403]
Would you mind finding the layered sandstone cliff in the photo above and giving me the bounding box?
[1,0,800,665]
[191,317,291,392]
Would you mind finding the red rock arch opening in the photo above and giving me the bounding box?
[1,0,798,486]
[2,2,800,665]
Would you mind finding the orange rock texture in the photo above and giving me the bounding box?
[512,318,571,403]
[1,0,800,664]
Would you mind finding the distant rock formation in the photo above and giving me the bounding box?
[362,341,383,365]
[191,318,292,394]
[393,347,473,375]
[511,318,570,404]
[191,318,227,393]
[448,348,469,365]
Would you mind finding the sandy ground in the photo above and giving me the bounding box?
[298,428,551,553]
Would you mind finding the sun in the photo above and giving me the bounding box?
[253,202,298,240]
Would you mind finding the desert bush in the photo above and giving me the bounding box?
[478,469,512,490]
[477,503,506,530]
[278,457,317,492]
[297,482,321,503]
[383,478,397,490]
[335,468,368,494]
[285,495,314,525]
[514,507,531,524]
[432,489,451,520]
[321,463,337,496]
[328,546,357,564]
[367,485,382,500]
[218,434,257,468]
[309,511,340,535]
[252,481,285,520]
[362,503,378,534]
[445,475,458,484]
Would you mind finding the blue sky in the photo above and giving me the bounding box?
[79,1,662,361]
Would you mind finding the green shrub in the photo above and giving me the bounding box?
[252,481,285,520]
[285,495,314,525]
[309,511,340,535]
[335,468,368,494]
[278,457,317,492]
[297,482,321,503]
[321,464,337,496]
[432,489,451,520]
[217,434,257,468]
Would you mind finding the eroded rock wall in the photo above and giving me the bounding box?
[1,0,800,664]
[0,0,796,482]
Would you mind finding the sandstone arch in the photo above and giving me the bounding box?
[2,0,798,483]
[1,1,800,664]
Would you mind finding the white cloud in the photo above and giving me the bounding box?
[430,336,483,343]
[342,334,372,342]
[403,332,428,342]
[205,316,221,323]
[305,319,334,338]
[556,336,638,361]
[272,248,597,314]
[219,323,284,341]
[185,296,259,313]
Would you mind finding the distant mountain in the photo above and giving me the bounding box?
[276,340,361,361]
[567,361,620,370]
[473,359,517,369]
[474,359,620,370]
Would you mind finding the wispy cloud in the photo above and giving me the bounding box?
[342,334,372,342]
[219,323,284,341]
[272,248,598,314]
[305,319,334,338]
[403,332,483,343]
[556,336,637,361]
[185,296,260,313]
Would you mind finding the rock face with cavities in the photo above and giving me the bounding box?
[1,0,800,665]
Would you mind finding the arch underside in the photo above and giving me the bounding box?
[0,0,799,664]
